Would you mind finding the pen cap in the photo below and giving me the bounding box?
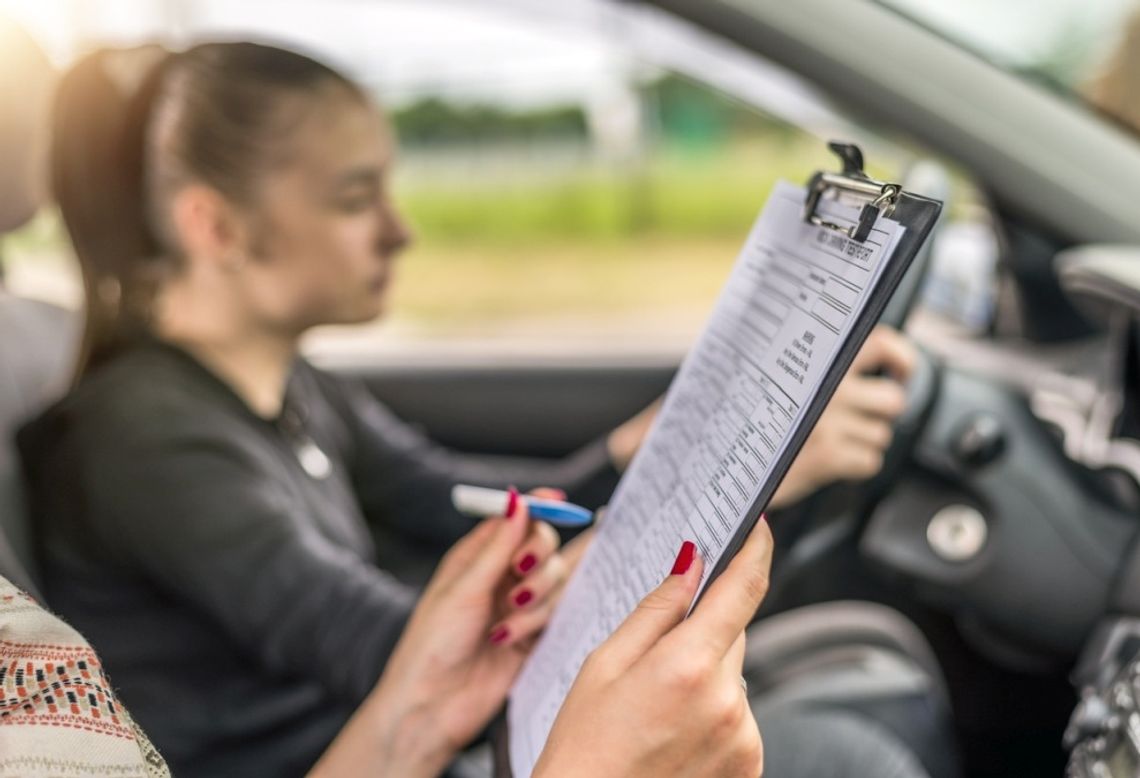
[451,485,510,517]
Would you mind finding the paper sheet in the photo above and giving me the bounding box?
[508,180,906,775]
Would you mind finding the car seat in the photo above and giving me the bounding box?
[0,15,77,599]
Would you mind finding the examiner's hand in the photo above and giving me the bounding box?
[534,519,774,778]
[770,325,916,508]
[309,490,567,778]
[515,495,599,620]
[495,488,576,649]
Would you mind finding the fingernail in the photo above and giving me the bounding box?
[489,625,510,645]
[761,513,768,522]
[514,589,533,607]
[517,554,537,574]
[550,489,567,500]
[670,540,696,576]
[505,487,520,519]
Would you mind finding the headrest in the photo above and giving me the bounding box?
[0,17,56,234]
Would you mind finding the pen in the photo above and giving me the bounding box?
[451,484,594,528]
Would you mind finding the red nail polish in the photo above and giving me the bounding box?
[514,589,533,607]
[489,625,510,645]
[505,487,520,520]
[670,541,696,576]
[761,513,768,522]
[517,554,537,574]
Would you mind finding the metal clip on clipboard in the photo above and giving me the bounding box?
[803,141,902,244]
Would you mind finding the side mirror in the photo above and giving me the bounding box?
[1057,244,1140,321]
[1054,244,1140,507]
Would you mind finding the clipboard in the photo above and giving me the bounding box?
[491,141,942,778]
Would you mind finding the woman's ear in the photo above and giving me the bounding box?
[169,183,250,271]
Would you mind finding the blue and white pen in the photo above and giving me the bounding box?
[450,484,594,528]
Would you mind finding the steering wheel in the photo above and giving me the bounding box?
[847,245,1136,665]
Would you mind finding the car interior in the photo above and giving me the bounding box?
[4,1,1140,776]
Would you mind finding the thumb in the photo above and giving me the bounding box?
[597,540,704,672]
[459,494,533,591]
[430,517,500,589]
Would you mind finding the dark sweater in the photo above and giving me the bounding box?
[18,342,619,777]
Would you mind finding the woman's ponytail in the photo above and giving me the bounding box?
[50,46,170,380]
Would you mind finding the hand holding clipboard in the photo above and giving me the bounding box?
[531,520,774,778]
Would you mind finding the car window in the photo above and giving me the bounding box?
[0,0,998,358]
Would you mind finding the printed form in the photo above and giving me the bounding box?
[508,180,906,775]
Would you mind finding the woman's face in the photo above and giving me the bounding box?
[234,86,411,333]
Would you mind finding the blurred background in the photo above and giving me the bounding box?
[1,0,1137,360]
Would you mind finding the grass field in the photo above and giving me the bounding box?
[394,136,840,245]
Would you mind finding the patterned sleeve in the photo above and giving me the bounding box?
[0,576,170,777]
